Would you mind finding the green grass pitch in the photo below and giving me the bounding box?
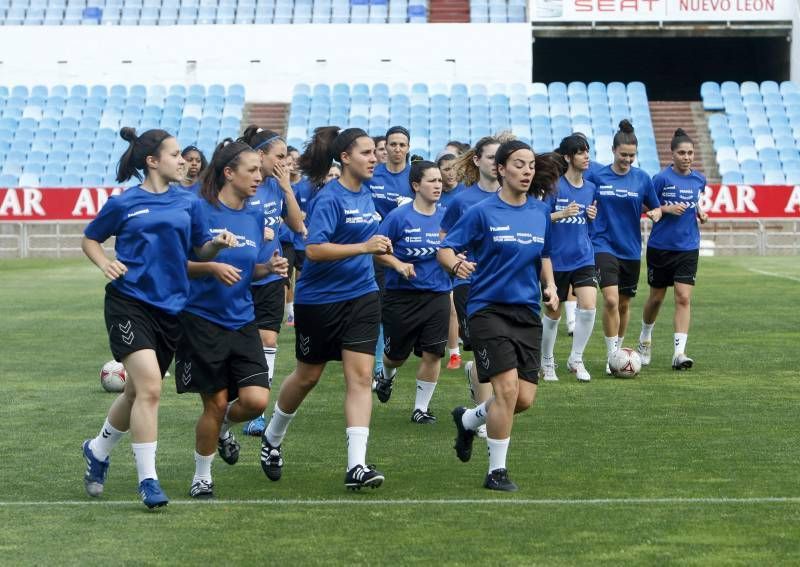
[1,256,799,565]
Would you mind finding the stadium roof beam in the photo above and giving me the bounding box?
[531,21,791,38]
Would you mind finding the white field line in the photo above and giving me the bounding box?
[1,497,800,507]
[747,268,800,283]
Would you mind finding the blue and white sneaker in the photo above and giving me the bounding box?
[82,440,109,497]
[138,478,169,509]
[243,416,266,437]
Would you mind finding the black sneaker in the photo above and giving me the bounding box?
[411,408,437,424]
[260,437,283,481]
[483,468,518,492]
[189,479,214,499]
[344,464,384,490]
[451,406,475,463]
[217,433,240,465]
[373,368,394,403]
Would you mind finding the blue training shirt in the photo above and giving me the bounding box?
[647,167,706,252]
[292,177,315,252]
[378,202,451,293]
[587,165,660,261]
[442,193,551,318]
[84,185,210,315]
[437,183,467,212]
[439,183,499,288]
[545,176,597,272]
[247,177,287,286]
[368,162,413,219]
[185,199,265,330]
[295,179,380,304]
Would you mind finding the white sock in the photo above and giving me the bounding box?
[487,437,510,473]
[131,441,158,482]
[264,404,295,447]
[674,333,688,356]
[193,451,214,482]
[462,401,489,430]
[287,301,294,318]
[261,346,277,418]
[570,308,596,361]
[617,336,625,349]
[414,380,437,412]
[605,336,618,357]
[640,321,655,343]
[220,400,235,438]
[565,300,577,326]
[449,347,460,357]
[541,315,560,362]
[89,418,126,461]
[346,426,369,470]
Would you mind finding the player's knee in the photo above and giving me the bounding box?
[239,391,268,416]
[515,392,534,413]
[492,379,519,406]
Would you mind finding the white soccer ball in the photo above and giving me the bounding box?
[608,348,642,378]
[100,360,126,392]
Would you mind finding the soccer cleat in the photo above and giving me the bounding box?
[411,409,437,424]
[476,424,487,439]
[451,406,476,462]
[189,479,214,499]
[483,468,519,492]
[345,464,384,490]
[217,433,240,465]
[242,416,266,437]
[464,360,476,402]
[637,341,652,366]
[373,367,395,403]
[672,353,694,371]
[539,359,558,382]
[447,353,462,370]
[138,478,169,509]
[260,437,283,481]
[567,357,591,382]
[82,440,109,498]
[286,314,295,327]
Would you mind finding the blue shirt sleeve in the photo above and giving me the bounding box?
[440,200,462,233]
[441,207,481,252]
[377,211,397,241]
[189,196,211,249]
[84,195,125,242]
[542,215,552,258]
[643,175,660,210]
[305,195,341,246]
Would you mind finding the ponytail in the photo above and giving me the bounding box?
[453,136,499,187]
[612,119,638,149]
[298,126,370,187]
[238,125,283,152]
[199,139,255,207]
[495,140,560,199]
[116,127,172,183]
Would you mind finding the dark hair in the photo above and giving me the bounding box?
[436,152,456,167]
[238,125,284,152]
[372,135,386,146]
[181,145,208,172]
[495,140,560,199]
[554,134,590,173]
[199,139,255,207]
[116,127,173,183]
[612,119,638,149]
[298,126,371,187]
[408,156,438,193]
[287,145,299,154]
[670,128,694,151]
[446,140,470,155]
[385,125,410,141]
[454,136,500,186]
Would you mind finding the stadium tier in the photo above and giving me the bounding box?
[0,84,245,187]
[287,82,661,173]
[701,80,800,186]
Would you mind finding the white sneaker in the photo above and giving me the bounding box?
[476,424,487,439]
[672,352,694,370]
[567,357,591,382]
[637,341,652,366]
[540,359,558,382]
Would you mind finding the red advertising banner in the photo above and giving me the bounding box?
[0,185,799,221]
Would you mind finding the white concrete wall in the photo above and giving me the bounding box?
[0,24,532,101]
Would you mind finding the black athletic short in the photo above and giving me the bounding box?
[647,247,699,288]
[373,257,386,295]
[175,312,269,396]
[281,241,295,285]
[554,265,597,302]
[382,290,449,360]
[468,304,542,384]
[294,291,381,364]
[595,252,640,297]
[452,283,472,351]
[104,284,180,377]
[251,279,285,332]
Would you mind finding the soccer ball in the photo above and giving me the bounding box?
[100,360,126,392]
[608,348,642,378]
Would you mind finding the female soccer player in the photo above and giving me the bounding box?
[81,127,235,508]
[177,140,288,499]
[236,126,304,436]
[260,126,392,490]
[178,145,207,191]
[438,140,560,491]
[637,128,708,370]
[540,135,598,382]
[373,135,388,164]
[586,120,662,374]
[372,159,450,423]
[440,136,500,433]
